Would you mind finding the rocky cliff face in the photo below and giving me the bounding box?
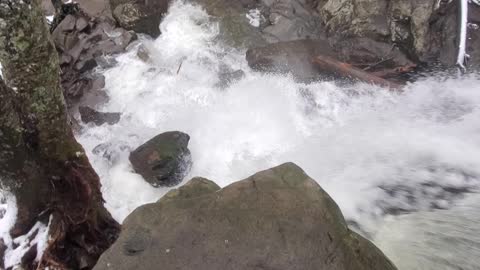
[319,0,480,68]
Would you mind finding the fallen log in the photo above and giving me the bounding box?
[312,55,403,90]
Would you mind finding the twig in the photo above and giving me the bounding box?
[176,60,183,75]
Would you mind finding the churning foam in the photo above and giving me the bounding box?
[75,1,480,269]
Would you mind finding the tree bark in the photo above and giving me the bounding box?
[0,0,119,269]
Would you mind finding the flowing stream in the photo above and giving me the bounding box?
[75,2,480,269]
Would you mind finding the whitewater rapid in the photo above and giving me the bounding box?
[74,2,480,269]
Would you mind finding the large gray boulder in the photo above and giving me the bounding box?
[94,163,397,270]
[129,131,192,187]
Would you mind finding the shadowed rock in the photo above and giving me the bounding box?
[129,131,192,187]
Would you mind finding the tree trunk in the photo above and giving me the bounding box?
[0,0,119,269]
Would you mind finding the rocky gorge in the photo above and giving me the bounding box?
[1,0,480,269]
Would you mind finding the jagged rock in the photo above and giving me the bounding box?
[261,0,326,42]
[129,131,192,187]
[51,4,136,106]
[317,0,479,68]
[94,163,398,270]
[79,106,121,126]
[110,0,170,37]
[332,37,414,70]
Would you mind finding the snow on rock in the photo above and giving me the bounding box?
[246,9,262,27]
[46,15,54,23]
[0,191,51,269]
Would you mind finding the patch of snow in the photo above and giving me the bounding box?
[0,191,51,269]
[46,15,54,24]
[246,9,262,28]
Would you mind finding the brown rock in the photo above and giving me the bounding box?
[94,163,398,270]
[129,131,192,187]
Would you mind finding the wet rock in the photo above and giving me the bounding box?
[129,131,192,187]
[51,3,136,107]
[136,44,150,62]
[216,69,245,88]
[111,0,170,37]
[192,0,267,48]
[316,0,480,68]
[93,142,131,163]
[246,39,336,80]
[94,163,398,270]
[261,0,326,43]
[333,37,414,71]
[79,106,121,126]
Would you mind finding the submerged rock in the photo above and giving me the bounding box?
[79,106,121,126]
[94,163,397,270]
[129,131,192,187]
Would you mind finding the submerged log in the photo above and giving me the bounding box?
[0,0,119,269]
[312,55,403,90]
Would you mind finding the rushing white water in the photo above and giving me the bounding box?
[75,1,480,269]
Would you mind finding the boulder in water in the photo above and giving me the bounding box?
[94,163,398,270]
[129,131,192,187]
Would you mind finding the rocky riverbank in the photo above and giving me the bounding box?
[1,0,479,269]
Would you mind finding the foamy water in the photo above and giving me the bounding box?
[73,1,480,269]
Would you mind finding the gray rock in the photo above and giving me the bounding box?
[51,5,135,107]
[79,106,121,126]
[246,39,336,81]
[262,0,326,43]
[216,69,245,88]
[129,131,192,187]
[111,0,170,37]
[317,0,480,68]
[94,163,398,270]
[75,16,89,32]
